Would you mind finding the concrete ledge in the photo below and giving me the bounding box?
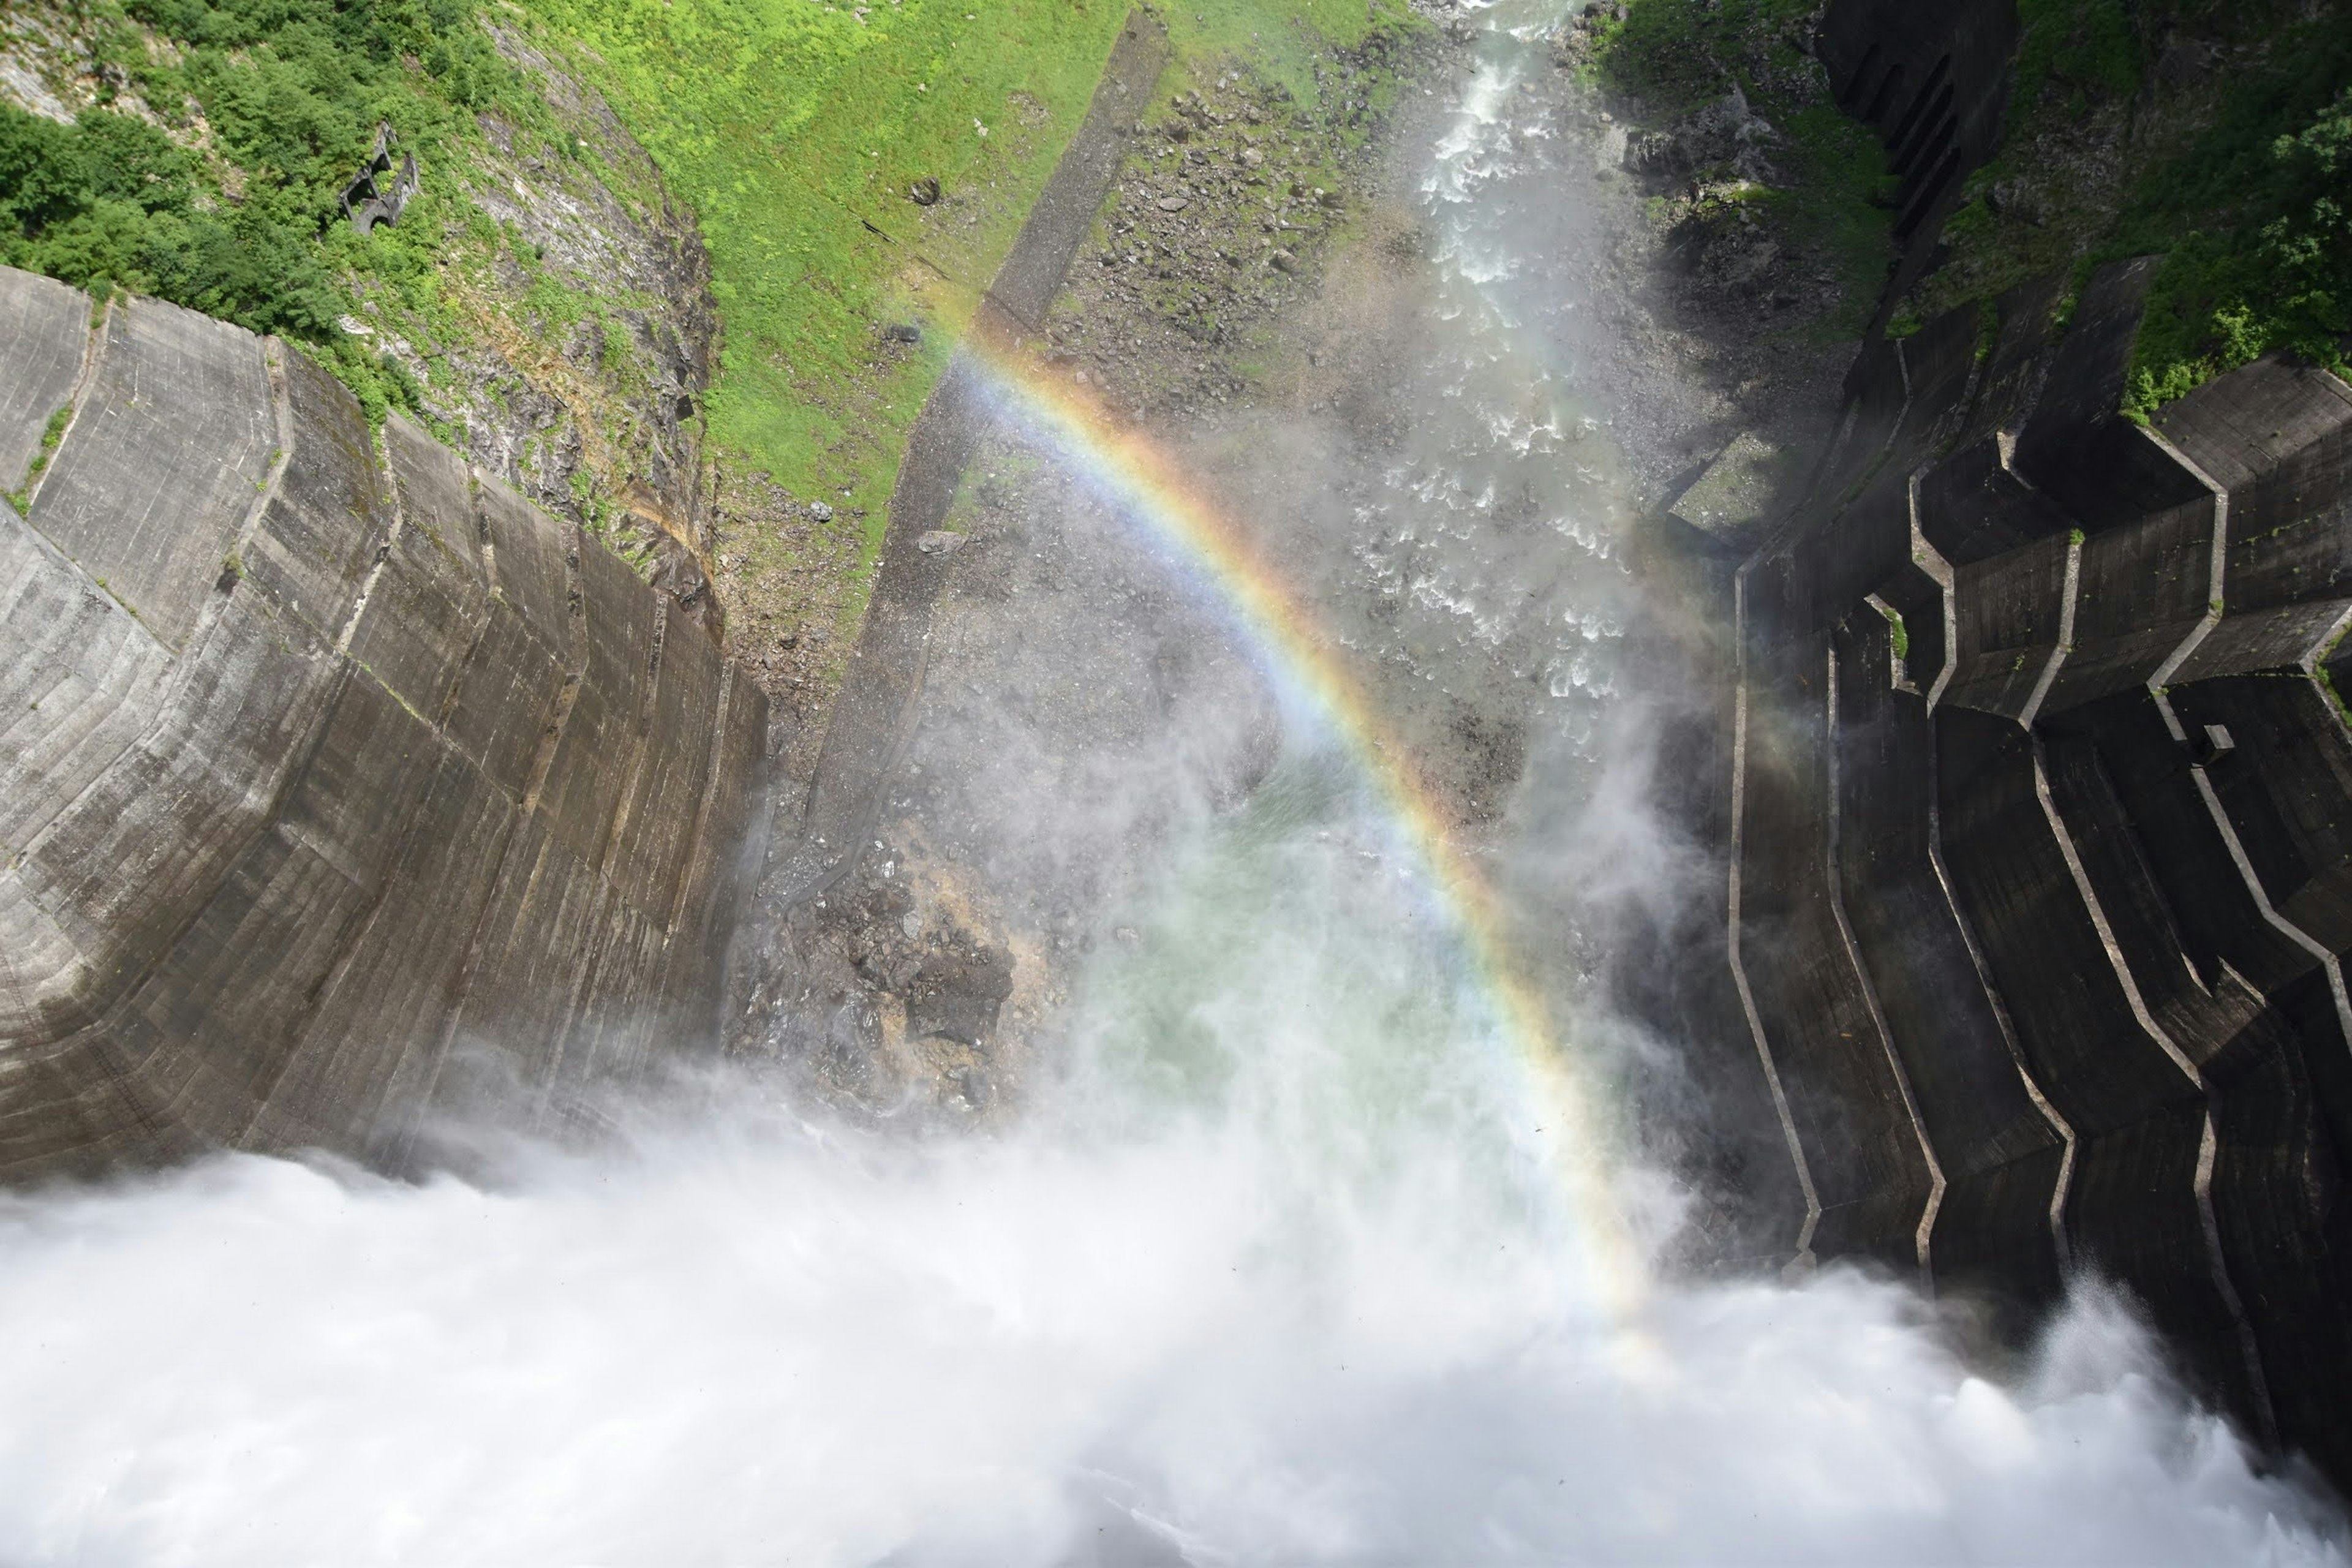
[1831,611,2066,1300]
[2044,496,2215,714]
[1738,633,1937,1273]
[1915,433,2073,567]
[1942,532,2073,718]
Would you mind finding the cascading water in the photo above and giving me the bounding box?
[2,4,2347,1563]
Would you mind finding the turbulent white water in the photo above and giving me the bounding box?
[3,4,2349,1564]
[3,768,2346,1565]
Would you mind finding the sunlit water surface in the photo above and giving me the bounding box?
[2,4,2347,1564]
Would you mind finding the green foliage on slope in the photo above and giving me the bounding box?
[508,0,1417,563]
[0,0,559,420]
[506,0,1131,546]
[1887,0,2351,414]
[2122,74,2352,409]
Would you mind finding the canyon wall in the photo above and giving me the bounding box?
[1708,0,2352,1483]
[0,265,767,1180]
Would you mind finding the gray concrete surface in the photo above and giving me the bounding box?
[0,268,87,492]
[29,294,277,650]
[0,265,766,1178]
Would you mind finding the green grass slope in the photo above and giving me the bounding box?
[509,0,1132,551]
[508,0,1413,558]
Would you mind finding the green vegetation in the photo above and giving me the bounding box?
[505,0,1129,552]
[4,403,74,516]
[0,0,566,420]
[1586,0,1901,340]
[507,0,1414,561]
[1897,0,2351,416]
[1873,597,1910,660]
[2122,72,2352,410]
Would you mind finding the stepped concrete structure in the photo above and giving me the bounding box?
[1626,0,2352,1491]
[1707,229,2352,1485]
[0,266,766,1178]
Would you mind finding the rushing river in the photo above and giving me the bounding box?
[2,4,2348,1563]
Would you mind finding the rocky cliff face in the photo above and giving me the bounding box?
[1682,0,2352,1489]
[0,265,766,1179]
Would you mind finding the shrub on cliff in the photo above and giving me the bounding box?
[0,104,344,340]
[2130,85,2351,408]
[0,0,532,420]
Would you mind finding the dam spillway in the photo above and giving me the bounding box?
[2,0,2352,1556]
[0,266,766,1175]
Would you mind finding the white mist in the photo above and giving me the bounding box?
[0,770,2345,1566]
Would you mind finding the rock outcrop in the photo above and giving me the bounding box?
[0,265,766,1179]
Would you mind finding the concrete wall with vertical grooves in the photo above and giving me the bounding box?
[1668,0,2352,1487]
[0,265,768,1178]
[1718,243,2352,1479]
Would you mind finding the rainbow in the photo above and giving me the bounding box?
[958,319,1648,1321]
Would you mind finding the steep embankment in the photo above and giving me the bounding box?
[508,0,1431,748]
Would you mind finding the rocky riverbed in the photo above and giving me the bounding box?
[720,0,1857,1129]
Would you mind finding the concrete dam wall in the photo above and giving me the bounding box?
[1709,123,2352,1499]
[0,265,767,1179]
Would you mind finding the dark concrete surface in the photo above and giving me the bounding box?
[1684,13,2352,1475]
[1713,230,2352,1482]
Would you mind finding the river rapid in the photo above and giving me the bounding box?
[1,3,2348,1563]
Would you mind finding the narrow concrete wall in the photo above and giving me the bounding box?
[0,266,767,1178]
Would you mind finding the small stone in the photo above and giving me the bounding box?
[1240,147,1265,168]
[881,322,922,344]
[916,530,966,555]
[1269,249,1298,274]
[1157,195,1189,211]
[809,501,834,522]
[1667,431,1785,546]
[910,176,941,205]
